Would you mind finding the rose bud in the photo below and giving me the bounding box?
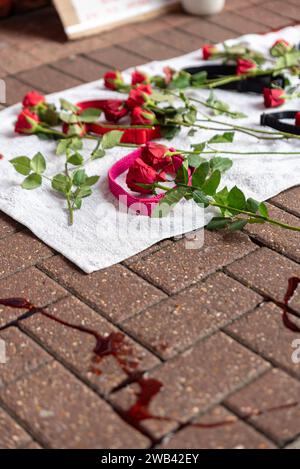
[270,39,291,56]
[202,44,218,60]
[126,157,165,194]
[126,84,153,109]
[141,142,171,170]
[63,122,87,137]
[103,71,124,90]
[22,90,45,108]
[15,109,40,134]
[101,100,129,123]
[236,58,257,75]
[295,112,300,127]
[131,107,157,125]
[263,87,285,108]
[131,70,149,85]
[163,66,175,85]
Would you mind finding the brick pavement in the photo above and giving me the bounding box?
[0,0,300,449]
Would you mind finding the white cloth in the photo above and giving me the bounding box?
[0,26,300,273]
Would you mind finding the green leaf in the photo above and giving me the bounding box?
[187,154,205,168]
[68,152,84,166]
[246,197,259,214]
[191,142,206,153]
[56,139,69,156]
[91,149,106,160]
[206,217,231,230]
[21,173,42,190]
[160,125,181,140]
[228,186,246,210]
[209,132,235,144]
[30,152,46,174]
[59,112,79,124]
[192,190,210,208]
[258,202,269,218]
[169,71,191,89]
[77,185,93,198]
[52,174,70,194]
[10,156,31,176]
[152,187,187,218]
[74,198,82,210]
[210,157,233,173]
[187,128,198,137]
[69,137,83,151]
[79,108,102,123]
[175,159,189,185]
[202,170,221,196]
[101,130,124,150]
[73,169,87,187]
[191,71,207,86]
[229,219,248,231]
[85,175,100,186]
[192,162,210,187]
[60,98,79,113]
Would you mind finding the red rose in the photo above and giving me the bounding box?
[141,142,171,170]
[236,58,256,75]
[63,122,87,137]
[126,157,165,194]
[202,44,217,60]
[163,66,175,85]
[101,100,129,123]
[126,84,153,110]
[131,70,149,85]
[296,112,300,127]
[22,91,45,108]
[270,39,291,56]
[131,107,157,125]
[263,87,285,108]
[104,71,124,91]
[15,109,40,134]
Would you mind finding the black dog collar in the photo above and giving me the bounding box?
[261,111,300,135]
[184,64,285,94]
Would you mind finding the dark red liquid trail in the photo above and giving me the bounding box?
[0,290,299,432]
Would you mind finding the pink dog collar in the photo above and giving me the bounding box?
[108,147,188,216]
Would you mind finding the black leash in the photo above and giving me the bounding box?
[184,64,285,93]
[261,110,300,135]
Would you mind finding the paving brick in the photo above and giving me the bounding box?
[150,28,204,53]
[130,230,257,295]
[0,46,41,75]
[122,272,262,359]
[0,231,53,280]
[4,76,44,106]
[209,11,270,34]
[264,1,300,22]
[225,0,261,10]
[225,302,300,378]
[236,6,293,29]
[86,46,144,70]
[245,203,300,263]
[159,405,275,449]
[0,327,52,388]
[0,407,32,449]
[51,56,108,83]
[112,332,269,439]
[22,296,159,396]
[133,17,170,35]
[123,240,172,267]
[163,12,193,27]
[40,256,166,323]
[226,369,300,446]
[0,266,67,327]
[17,65,81,94]
[270,186,300,219]
[286,437,300,449]
[179,19,236,42]
[121,36,181,61]
[0,211,20,239]
[226,247,300,306]
[0,361,150,449]
[21,440,42,449]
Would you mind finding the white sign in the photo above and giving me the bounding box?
[54,0,179,39]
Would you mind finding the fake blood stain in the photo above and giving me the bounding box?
[0,280,299,433]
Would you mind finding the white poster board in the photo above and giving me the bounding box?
[53,0,179,40]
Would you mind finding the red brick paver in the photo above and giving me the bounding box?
[0,1,299,449]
